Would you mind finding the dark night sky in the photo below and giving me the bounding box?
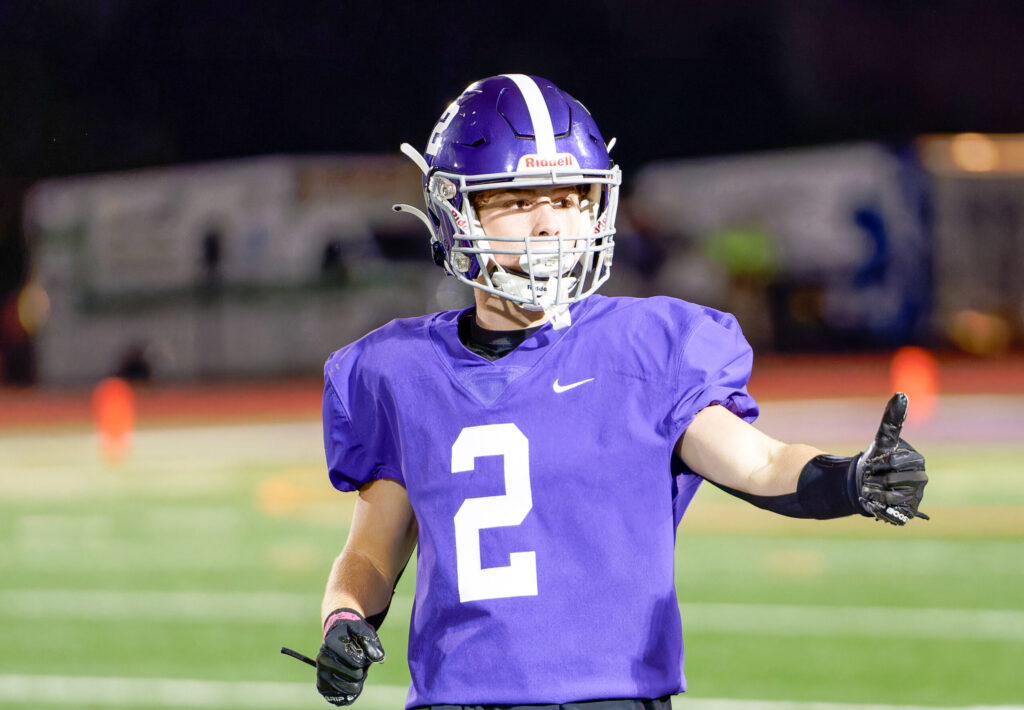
[1,0,1023,294]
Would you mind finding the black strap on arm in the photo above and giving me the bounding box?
[707,454,868,520]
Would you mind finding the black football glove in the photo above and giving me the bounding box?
[316,608,385,706]
[854,393,929,525]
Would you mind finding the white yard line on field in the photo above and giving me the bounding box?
[0,420,322,447]
[754,394,1024,446]
[0,675,1020,710]
[685,701,1024,710]
[0,674,404,709]
[7,533,1023,576]
[0,589,315,622]
[680,602,1024,641]
[0,541,257,571]
[4,590,1024,642]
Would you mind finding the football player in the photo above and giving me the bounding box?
[313,74,928,709]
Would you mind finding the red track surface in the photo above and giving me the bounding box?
[1,353,1023,430]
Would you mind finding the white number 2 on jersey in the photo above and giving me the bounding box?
[452,423,538,603]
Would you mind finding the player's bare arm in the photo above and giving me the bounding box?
[322,478,417,622]
[315,478,416,707]
[678,404,822,496]
[679,394,929,525]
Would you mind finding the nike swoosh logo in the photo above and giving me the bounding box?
[552,377,594,394]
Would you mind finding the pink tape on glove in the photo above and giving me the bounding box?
[322,609,363,641]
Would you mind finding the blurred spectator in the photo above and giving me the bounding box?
[115,343,152,383]
[0,292,34,385]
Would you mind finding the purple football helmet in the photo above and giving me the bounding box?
[394,74,621,316]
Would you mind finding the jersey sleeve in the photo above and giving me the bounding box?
[322,364,405,492]
[668,309,759,437]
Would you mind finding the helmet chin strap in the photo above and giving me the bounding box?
[488,253,578,330]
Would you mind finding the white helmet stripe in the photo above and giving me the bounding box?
[502,74,557,156]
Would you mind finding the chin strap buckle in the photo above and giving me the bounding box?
[547,305,572,330]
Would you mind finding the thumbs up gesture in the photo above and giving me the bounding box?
[856,393,929,525]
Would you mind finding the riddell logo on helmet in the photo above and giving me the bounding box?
[517,154,580,170]
[448,205,469,231]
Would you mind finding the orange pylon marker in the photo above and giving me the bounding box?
[92,377,136,463]
[890,346,939,424]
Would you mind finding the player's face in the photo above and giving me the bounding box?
[474,186,585,271]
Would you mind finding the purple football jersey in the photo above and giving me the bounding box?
[323,295,758,707]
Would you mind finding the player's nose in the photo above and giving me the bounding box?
[530,201,560,237]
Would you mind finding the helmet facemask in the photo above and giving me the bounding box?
[431,170,619,314]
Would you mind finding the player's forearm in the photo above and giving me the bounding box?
[751,442,824,496]
[321,548,397,624]
[681,405,821,495]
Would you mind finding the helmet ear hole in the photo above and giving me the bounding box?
[430,241,447,268]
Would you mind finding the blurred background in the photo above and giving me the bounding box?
[1,1,1022,709]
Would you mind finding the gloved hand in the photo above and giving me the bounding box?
[855,393,929,525]
[316,608,385,706]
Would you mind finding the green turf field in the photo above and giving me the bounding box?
[1,409,1021,709]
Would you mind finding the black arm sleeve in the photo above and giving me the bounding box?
[707,454,869,519]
